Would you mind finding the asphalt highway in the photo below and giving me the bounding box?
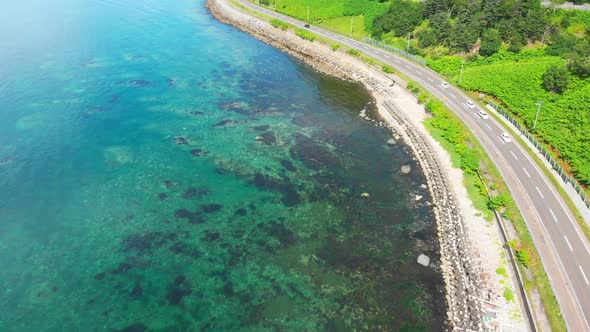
[234,1,590,330]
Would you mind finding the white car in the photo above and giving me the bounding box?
[440,81,449,89]
[501,132,512,143]
[478,110,489,119]
[466,100,476,109]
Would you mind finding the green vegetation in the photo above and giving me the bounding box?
[295,29,317,41]
[346,48,360,56]
[331,43,341,51]
[270,18,289,30]
[382,65,394,73]
[542,64,570,93]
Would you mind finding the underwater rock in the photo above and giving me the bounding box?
[401,165,411,174]
[415,195,423,201]
[280,159,296,172]
[201,204,223,213]
[118,323,148,332]
[127,80,151,87]
[162,180,174,188]
[167,78,175,86]
[189,149,208,157]
[387,138,396,146]
[157,193,168,201]
[417,254,430,267]
[108,95,120,103]
[213,118,237,127]
[361,192,370,198]
[94,272,106,280]
[173,136,188,145]
[251,124,270,131]
[188,111,204,116]
[256,131,276,145]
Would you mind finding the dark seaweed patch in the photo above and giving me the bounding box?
[188,111,204,116]
[169,242,201,258]
[251,124,270,131]
[213,119,237,127]
[118,323,148,332]
[167,78,175,86]
[167,288,192,305]
[289,133,340,171]
[94,272,106,280]
[111,262,132,274]
[234,208,247,216]
[201,230,220,242]
[251,173,300,207]
[122,232,177,253]
[131,282,143,298]
[200,204,223,213]
[157,193,167,201]
[174,208,206,224]
[280,159,296,172]
[174,275,187,287]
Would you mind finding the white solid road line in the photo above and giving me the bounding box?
[565,235,574,252]
[510,151,518,160]
[536,186,545,199]
[523,167,531,178]
[549,208,559,223]
[580,266,590,285]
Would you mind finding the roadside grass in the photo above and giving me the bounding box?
[219,2,566,330]
[318,15,368,38]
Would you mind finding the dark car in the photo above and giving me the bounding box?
[304,24,310,28]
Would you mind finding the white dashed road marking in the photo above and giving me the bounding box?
[564,235,573,252]
[580,266,590,285]
[427,77,434,82]
[394,59,401,63]
[523,168,531,178]
[549,209,558,223]
[510,151,518,160]
[416,71,423,76]
[449,93,456,99]
[485,123,492,130]
[536,186,545,199]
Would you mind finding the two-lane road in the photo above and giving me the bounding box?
[233,1,590,330]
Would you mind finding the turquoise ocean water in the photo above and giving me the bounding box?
[0,0,444,330]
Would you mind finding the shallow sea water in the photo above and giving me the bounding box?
[0,0,445,330]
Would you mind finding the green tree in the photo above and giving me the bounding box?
[418,29,437,47]
[542,64,569,94]
[372,0,423,37]
[568,55,590,78]
[480,29,501,56]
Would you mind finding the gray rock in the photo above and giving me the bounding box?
[417,254,430,267]
[401,165,411,174]
[387,138,396,146]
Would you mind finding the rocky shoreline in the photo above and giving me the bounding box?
[206,0,496,330]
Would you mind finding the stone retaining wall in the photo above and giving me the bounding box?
[206,0,489,329]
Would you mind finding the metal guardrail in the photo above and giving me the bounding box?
[487,101,590,209]
[362,37,427,66]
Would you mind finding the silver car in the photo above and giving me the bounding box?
[501,132,512,143]
[466,100,475,109]
[478,110,489,119]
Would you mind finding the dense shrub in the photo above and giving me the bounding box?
[295,29,317,41]
[270,19,289,30]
